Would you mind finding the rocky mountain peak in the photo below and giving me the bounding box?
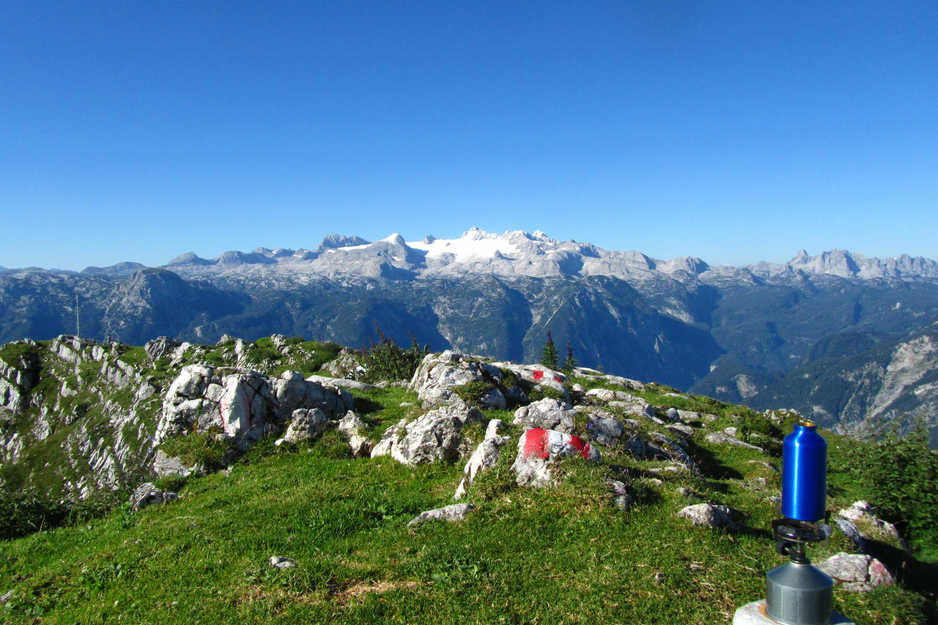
[81,262,147,279]
[380,233,407,246]
[166,252,211,266]
[317,234,371,250]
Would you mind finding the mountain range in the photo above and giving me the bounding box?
[2,228,937,443]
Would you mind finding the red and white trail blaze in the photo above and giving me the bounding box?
[521,427,594,461]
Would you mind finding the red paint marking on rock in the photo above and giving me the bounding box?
[523,428,551,459]
[533,370,544,380]
[521,428,593,461]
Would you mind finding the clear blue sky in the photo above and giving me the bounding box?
[2,1,936,270]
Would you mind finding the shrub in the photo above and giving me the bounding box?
[499,368,519,389]
[0,489,119,540]
[452,381,497,407]
[360,323,428,384]
[739,409,784,456]
[246,346,282,365]
[854,416,938,554]
[528,385,566,403]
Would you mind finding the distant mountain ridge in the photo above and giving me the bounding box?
[155,228,938,282]
[2,228,938,444]
[3,228,937,282]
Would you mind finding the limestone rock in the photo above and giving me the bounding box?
[454,421,511,499]
[676,487,700,499]
[623,432,646,459]
[269,556,297,569]
[157,365,352,452]
[611,401,659,422]
[145,337,182,362]
[675,409,702,422]
[280,408,329,444]
[511,428,600,488]
[705,431,763,452]
[337,411,372,457]
[607,479,633,510]
[370,404,484,465]
[477,387,508,410]
[152,450,203,479]
[573,369,645,392]
[512,398,576,433]
[407,503,475,527]
[320,348,365,379]
[408,351,507,407]
[134,380,159,402]
[305,375,376,391]
[497,363,568,398]
[130,482,179,512]
[585,388,637,403]
[832,517,866,553]
[816,553,894,592]
[837,501,905,547]
[647,433,699,473]
[101,359,135,389]
[0,378,27,413]
[664,423,694,439]
[677,503,736,529]
[586,413,625,447]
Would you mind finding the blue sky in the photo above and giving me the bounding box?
[2,1,936,270]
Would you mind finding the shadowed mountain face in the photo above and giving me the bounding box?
[0,269,248,346]
[2,229,938,441]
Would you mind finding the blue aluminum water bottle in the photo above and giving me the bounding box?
[781,422,827,522]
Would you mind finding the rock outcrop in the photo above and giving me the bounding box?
[816,553,894,592]
[130,482,179,512]
[371,403,485,465]
[454,419,511,499]
[512,398,576,433]
[408,351,508,407]
[337,411,373,457]
[157,366,353,451]
[677,503,736,529]
[279,408,330,445]
[511,428,600,488]
[407,503,475,527]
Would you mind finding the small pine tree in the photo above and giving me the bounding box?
[541,329,559,369]
[562,340,577,375]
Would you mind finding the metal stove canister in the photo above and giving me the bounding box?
[781,422,827,523]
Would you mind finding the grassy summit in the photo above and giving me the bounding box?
[0,340,936,624]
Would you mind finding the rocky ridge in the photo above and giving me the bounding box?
[143,229,938,283]
[1,333,921,617]
[0,333,343,498]
[0,332,771,503]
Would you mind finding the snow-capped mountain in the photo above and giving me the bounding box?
[156,227,938,283]
[3,228,938,444]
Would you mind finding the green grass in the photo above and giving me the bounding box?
[2,342,936,624]
[0,341,38,368]
[3,396,936,624]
